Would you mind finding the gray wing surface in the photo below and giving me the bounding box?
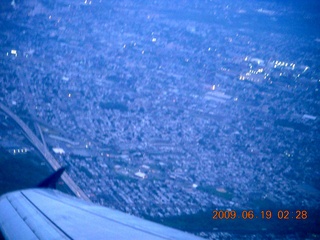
[0,189,203,240]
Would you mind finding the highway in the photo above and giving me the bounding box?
[0,102,90,201]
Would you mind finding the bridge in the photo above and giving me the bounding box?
[0,102,90,201]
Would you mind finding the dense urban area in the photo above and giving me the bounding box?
[0,0,319,238]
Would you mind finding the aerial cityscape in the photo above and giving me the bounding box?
[0,0,319,238]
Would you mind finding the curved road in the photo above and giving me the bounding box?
[0,102,90,201]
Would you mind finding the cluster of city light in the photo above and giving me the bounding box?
[83,0,92,5]
[239,69,268,82]
[6,49,18,57]
[12,148,29,154]
[284,151,293,158]
[239,75,245,81]
[247,69,264,74]
[273,60,295,70]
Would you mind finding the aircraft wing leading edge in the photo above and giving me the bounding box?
[0,189,203,239]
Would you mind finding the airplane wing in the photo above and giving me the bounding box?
[0,188,203,239]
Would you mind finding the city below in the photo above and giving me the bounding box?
[0,0,319,239]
